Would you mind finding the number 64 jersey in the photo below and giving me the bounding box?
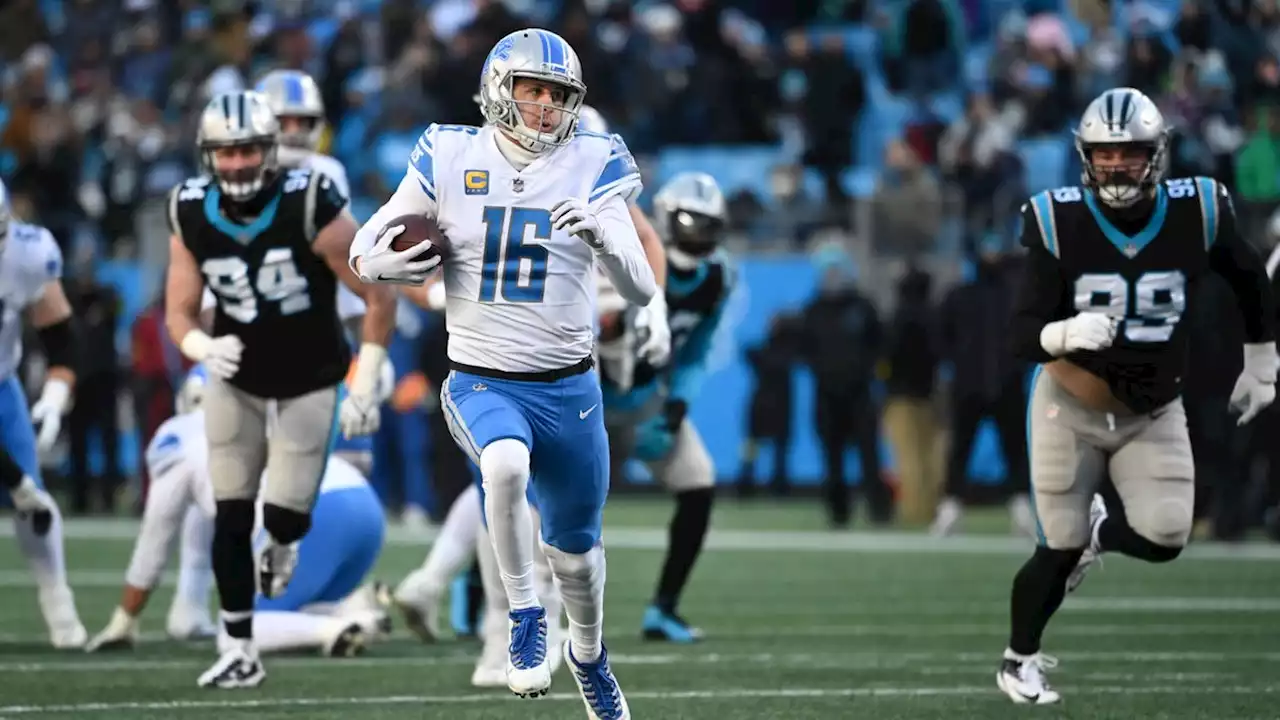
[167,168,353,398]
[1010,177,1276,414]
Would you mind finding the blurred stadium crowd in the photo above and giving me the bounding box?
[3,0,1280,540]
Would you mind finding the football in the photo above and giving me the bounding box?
[382,214,448,259]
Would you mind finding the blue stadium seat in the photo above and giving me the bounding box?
[840,166,879,199]
[854,97,911,171]
[964,42,992,91]
[801,168,828,202]
[928,90,964,124]
[654,146,788,205]
[1018,137,1070,195]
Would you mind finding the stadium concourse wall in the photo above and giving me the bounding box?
[72,255,1015,493]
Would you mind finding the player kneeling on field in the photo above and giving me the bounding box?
[87,366,391,667]
[997,87,1278,705]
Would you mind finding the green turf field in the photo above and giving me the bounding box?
[0,498,1278,719]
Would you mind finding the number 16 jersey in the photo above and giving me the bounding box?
[406,123,642,374]
[168,168,352,398]
[1012,176,1274,414]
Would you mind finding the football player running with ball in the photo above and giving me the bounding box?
[998,87,1278,704]
[350,29,655,720]
[165,90,397,688]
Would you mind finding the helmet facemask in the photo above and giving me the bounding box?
[666,209,724,270]
[277,114,322,152]
[1077,135,1167,209]
[485,73,584,153]
[201,138,279,203]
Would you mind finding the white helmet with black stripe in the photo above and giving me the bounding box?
[197,90,280,202]
[652,172,728,269]
[1075,87,1169,209]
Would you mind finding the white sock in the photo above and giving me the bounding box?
[541,542,605,663]
[13,500,67,590]
[418,483,482,584]
[172,504,215,615]
[479,439,539,610]
[252,611,344,653]
[475,524,509,635]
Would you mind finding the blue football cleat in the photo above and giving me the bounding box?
[566,640,630,719]
[641,605,704,644]
[506,606,551,697]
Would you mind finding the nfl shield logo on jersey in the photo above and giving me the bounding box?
[464,170,489,196]
[1123,243,1138,257]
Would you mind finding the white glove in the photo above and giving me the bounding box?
[1229,342,1279,425]
[356,223,441,285]
[635,293,672,366]
[86,607,139,652]
[180,330,244,380]
[340,343,388,438]
[1039,312,1119,357]
[29,378,71,453]
[551,198,605,250]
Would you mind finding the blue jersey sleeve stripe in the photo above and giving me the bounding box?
[1029,191,1058,258]
[411,134,435,196]
[590,156,639,203]
[1194,177,1218,250]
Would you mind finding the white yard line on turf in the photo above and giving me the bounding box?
[0,650,1275,674]
[7,518,1280,561]
[2,685,1279,715]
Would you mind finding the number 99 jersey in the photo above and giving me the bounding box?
[168,168,352,398]
[1012,176,1275,413]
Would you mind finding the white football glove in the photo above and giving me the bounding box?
[29,378,71,454]
[1039,312,1120,356]
[86,607,139,652]
[180,331,244,380]
[340,343,388,438]
[356,223,441,285]
[551,198,605,250]
[635,293,672,366]
[1229,342,1279,425]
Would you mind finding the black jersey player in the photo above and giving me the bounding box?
[598,171,734,644]
[997,87,1278,704]
[163,90,396,689]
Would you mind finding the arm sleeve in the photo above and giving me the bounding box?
[348,137,441,273]
[166,186,182,240]
[1010,203,1069,363]
[125,435,192,589]
[589,134,643,208]
[324,159,351,199]
[593,194,657,306]
[669,267,736,403]
[306,171,350,241]
[1207,182,1276,343]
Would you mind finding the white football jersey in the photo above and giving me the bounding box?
[0,222,63,382]
[410,123,642,372]
[130,410,368,590]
